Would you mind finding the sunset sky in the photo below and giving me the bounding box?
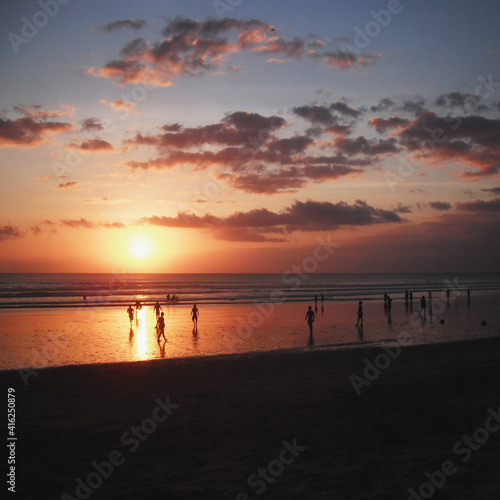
[1,0,499,273]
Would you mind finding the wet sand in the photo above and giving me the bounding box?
[3,336,500,499]
[1,292,498,370]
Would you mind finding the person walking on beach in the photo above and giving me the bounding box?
[305,305,315,334]
[191,304,199,326]
[156,312,166,341]
[404,289,409,303]
[356,301,363,327]
[127,305,134,325]
[420,295,427,317]
[153,301,162,319]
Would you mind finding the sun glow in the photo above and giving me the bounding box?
[128,233,156,261]
[132,242,150,259]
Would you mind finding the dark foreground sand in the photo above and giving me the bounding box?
[4,338,500,500]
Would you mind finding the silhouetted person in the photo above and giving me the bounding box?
[321,293,324,305]
[156,312,166,341]
[410,291,413,302]
[191,304,199,325]
[127,305,134,325]
[446,289,450,302]
[153,301,162,319]
[386,295,392,312]
[356,301,363,327]
[305,305,315,334]
[467,289,471,303]
[420,295,427,317]
[404,289,409,303]
[428,291,432,301]
[166,293,170,303]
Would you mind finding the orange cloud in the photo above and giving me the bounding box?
[87,16,381,87]
[56,181,78,189]
[67,139,114,152]
[0,109,74,148]
[0,226,23,242]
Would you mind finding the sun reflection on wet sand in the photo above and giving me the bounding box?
[134,307,149,361]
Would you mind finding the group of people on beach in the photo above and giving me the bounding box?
[305,300,364,334]
[127,300,199,342]
[305,287,471,334]
[130,287,472,343]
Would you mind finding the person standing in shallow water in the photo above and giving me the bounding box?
[127,305,134,325]
[420,295,427,317]
[191,304,199,326]
[156,312,166,341]
[305,305,315,334]
[153,301,162,319]
[356,301,363,327]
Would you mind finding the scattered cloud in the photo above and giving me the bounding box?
[80,118,105,132]
[429,201,452,211]
[87,16,381,87]
[434,91,487,112]
[60,218,96,228]
[58,218,126,229]
[56,181,78,189]
[98,19,146,32]
[68,138,114,152]
[456,198,500,212]
[139,199,405,241]
[0,107,73,147]
[397,111,500,177]
[99,99,136,112]
[369,116,410,133]
[0,225,23,242]
[394,203,412,213]
[480,186,500,195]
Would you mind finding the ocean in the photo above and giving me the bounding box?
[1,272,499,309]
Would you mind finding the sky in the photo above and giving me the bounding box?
[0,0,499,273]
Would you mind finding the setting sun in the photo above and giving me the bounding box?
[132,242,150,259]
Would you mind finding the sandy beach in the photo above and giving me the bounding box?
[3,336,500,499]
